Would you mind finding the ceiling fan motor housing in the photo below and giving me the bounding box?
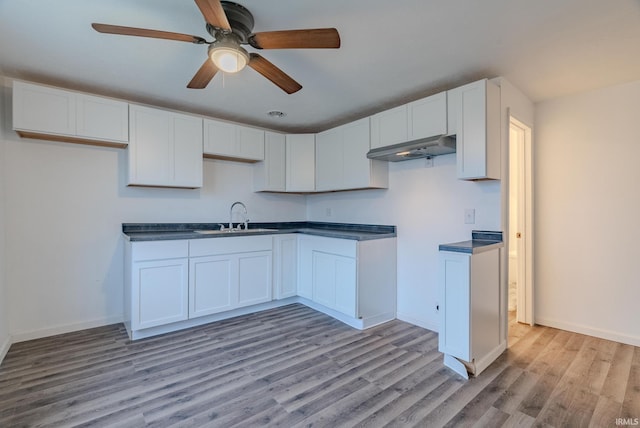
[206,1,255,43]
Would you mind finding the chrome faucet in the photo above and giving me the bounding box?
[229,201,249,230]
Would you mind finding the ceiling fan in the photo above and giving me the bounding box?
[92,0,341,94]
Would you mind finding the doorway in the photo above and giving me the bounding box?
[508,116,534,327]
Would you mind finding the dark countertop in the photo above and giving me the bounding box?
[439,230,504,254]
[123,222,397,242]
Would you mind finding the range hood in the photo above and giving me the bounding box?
[366,135,456,162]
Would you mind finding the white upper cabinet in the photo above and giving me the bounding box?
[370,91,448,150]
[128,105,203,188]
[370,105,408,150]
[315,126,344,191]
[254,131,286,192]
[316,117,388,192]
[285,134,315,192]
[408,91,448,140]
[203,118,265,162]
[449,79,500,180]
[13,80,129,148]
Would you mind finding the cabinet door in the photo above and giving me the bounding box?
[342,118,372,190]
[76,94,129,142]
[189,255,235,318]
[297,237,314,299]
[254,131,286,191]
[454,79,500,180]
[274,235,298,299]
[128,105,171,186]
[286,134,315,192]
[333,256,357,317]
[171,113,203,188]
[370,105,407,149]
[312,251,356,317]
[312,251,336,308]
[315,127,343,191]
[408,92,447,140]
[439,252,471,360]
[133,258,189,330]
[237,126,265,161]
[203,118,236,156]
[238,251,272,307]
[13,81,76,136]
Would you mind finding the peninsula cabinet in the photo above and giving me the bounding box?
[448,79,501,180]
[203,118,265,162]
[128,105,203,188]
[439,247,502,377]
[124,240,189,334]
[297,235,397,327]
[315,117,388,192]
[12,80,129,148]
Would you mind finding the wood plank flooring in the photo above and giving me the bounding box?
[0,304,638,427]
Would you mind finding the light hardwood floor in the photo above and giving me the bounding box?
[0,304,638,427]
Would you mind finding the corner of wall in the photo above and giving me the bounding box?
[0,80,12,365]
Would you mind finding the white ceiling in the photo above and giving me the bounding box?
[1,0,639,133]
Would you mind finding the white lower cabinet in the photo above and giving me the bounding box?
[312,251,356,318]
[189,254,234,317]
[439,248,503,377]
[298,235,396,325]
[189,236,272,319]
[125,232,396,339]
[273,234,298,299]
[125,240,189,334]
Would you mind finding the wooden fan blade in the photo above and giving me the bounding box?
[248,54,302,94]
[249,28,340,50]
[194,0,231,30]
[91,23,206,44]
[187,59,219,89]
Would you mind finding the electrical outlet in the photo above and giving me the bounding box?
[325,207,332,217]
[464,208,475,224]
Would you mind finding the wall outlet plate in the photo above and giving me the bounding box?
[464,208,475,224]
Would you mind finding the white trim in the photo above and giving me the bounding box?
[11,315,124,343]
[508,115,534,326]
[0,335,11,364]
[397,312,439,333]
[129,299,297,340]
[536,317,640,347]
[472,341,507,375]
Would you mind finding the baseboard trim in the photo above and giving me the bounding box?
[396,313,438,333]
[11,315,124,343]
[536,317,640,347]
[0,334,11,365]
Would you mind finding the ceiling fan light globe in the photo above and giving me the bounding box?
[209,46,248,73]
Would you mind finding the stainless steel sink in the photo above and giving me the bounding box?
[194,228,278,235]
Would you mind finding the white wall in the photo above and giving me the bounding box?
[0,84,10,359]
[535,79,640,346]
[307,155,501,330]
[0,86,306,342]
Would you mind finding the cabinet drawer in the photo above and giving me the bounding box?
[305,236,357,258]
[189,235,273,257]
[131,240,189,261]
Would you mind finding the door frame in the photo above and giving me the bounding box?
[508,115,534,326]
